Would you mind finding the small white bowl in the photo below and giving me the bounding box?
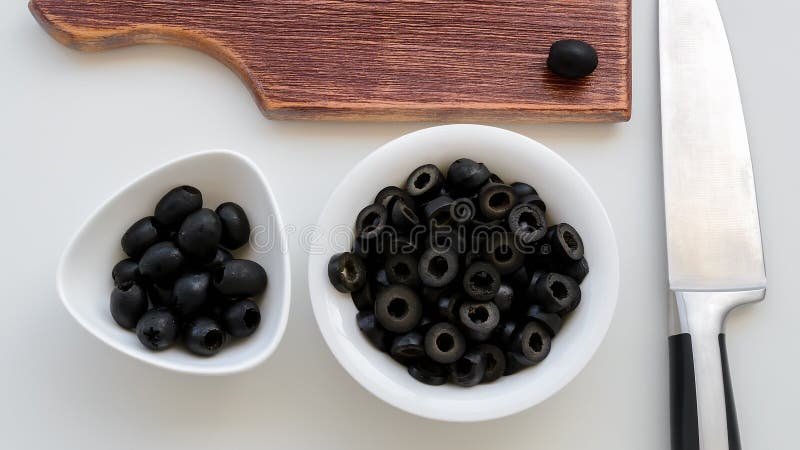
[57,150,291,375]
[309,125,619,421]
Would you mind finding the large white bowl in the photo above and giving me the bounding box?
[57,150,291,375]
[309,125,619,421]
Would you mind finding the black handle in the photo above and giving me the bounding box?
[669,333,740,450]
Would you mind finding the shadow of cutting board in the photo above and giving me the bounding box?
[30,0,631,122]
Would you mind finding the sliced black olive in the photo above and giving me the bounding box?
[420,285,447,306]
[525,304,564,336]
[375,186,415,210]
[184,316,226,356]
[121,217,162,259]
[327,252,367,293]
[417,315,435,333]
[424,322,466,364]
[446,158,491,195]
[351,236,371,260]
[154,185,203,230]
[351,283,375,312]
[177,208,222,263]
[561,257,590,284]
[531,272,581,314]
[110,282,148,329]
[511,321,552,364]
[482,233,524,275]
[511,182,538,198]
[450,197,478,225]
[385,253,421,288]
[390,234,419,256]
[449,349,487,387]
[389,198,420,232]
[559,289,582,317]
[408,358,448,386]
[390,331,425,362]
[138,241,185,281]
[418,248,459,288]
[374,285,423,333]
[135,308,179,351]
[459,245,482,274]
[478,183,518,220]
[171,272,211,316]
[458,301,500,342]
[370,267,391,293]
[508,204,547,246]
[508,265,534,291]
[406,164,444,201]
[493,283,515,312]
[422,195,454,227]
[518,193,547,213]
[427,226,466,254]
[355,203,388,241]
[476,344,506,383]
[436,292,463,323]
[504,351,535,375]
[356,311,389,351]
[215,202,251,250]
[213,259,268,298]
[493,320,518,348]
[523,269,547,301]
[462,262,501,301]
[526,242,555,272]
[548,39,598,79]
[546,223,585,262]
[112,258,140,286]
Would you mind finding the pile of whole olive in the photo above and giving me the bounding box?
[110,186,267,356]
[328,159,589,387]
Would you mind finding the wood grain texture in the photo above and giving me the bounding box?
[29,0,631,122]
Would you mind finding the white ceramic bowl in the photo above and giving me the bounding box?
[309,125,619,421]
[57,150,291,375]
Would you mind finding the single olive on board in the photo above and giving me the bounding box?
[547,39,599,79]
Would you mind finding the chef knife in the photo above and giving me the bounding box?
[659,0,767,449]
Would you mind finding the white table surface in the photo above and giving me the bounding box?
[2,1,797,449]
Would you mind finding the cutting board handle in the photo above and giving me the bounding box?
[29,0,269,117]
[31,0,197,50]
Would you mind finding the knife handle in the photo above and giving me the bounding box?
[668,290,764,450]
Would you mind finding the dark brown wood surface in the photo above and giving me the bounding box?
[29,0,631,122]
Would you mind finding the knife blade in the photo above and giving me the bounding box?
[659,0,767,449]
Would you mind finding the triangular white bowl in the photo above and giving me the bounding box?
[309,125,619,421]
[57,150,291,375]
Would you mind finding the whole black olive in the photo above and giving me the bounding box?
[216,202,251,250]
[547,39,598,79]
[171,272,211,316]
[138,241,185,281]
[110,282,148,329]
[111,258,141,286]
[177,208,222,263]
[154,185,203,230]
[213,259,268,297]
[121,217,161,259]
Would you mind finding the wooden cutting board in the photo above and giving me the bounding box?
[30,0,631,122]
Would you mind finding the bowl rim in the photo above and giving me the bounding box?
[309,124,620,421]
[55,149,292,376]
